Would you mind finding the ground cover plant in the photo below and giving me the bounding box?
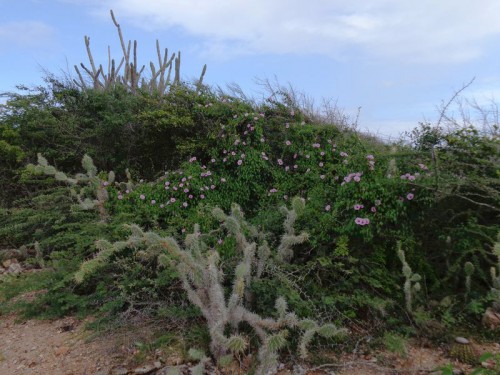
[1,11,499,373]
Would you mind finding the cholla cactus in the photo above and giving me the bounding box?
[464,261,474,300]
[276,197,308,262]
[491,233,500,312]
[397,242,421,314]
[27,153,114,221]
[75,201,345,374]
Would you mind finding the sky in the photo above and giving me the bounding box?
[2,0,500,139]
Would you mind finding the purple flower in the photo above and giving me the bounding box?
[277,159,284,165]
[366,154,374,160]
[319,162,324,167]
[211,158,216,163]
[118,195,123,200]
[312,143,320,148]
[140,194,146,200]
[340,152,348,157]
[353,204,364,210]
[353,175,361,182]
[407,193,414,200]
[211,185,216,190]
[285,140,292,146]
[200,194,205,199]
[375,199,381,206]
[269,188,278,193]
[320,151,325,156]
[217,239,223,245]
[183,202,188,207]
[237,159,243,165]
[371,206,377,213]
[325,205,331,211]
[151,200,156,205]
[184,188,189,193]
[188,194,193,199]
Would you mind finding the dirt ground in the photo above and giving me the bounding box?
[0,310,498,375]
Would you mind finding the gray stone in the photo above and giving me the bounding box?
[455,336,470,344]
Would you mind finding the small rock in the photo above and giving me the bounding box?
[110,366,128,375]
[455,337,469,344]
[8,262,22,275]
[54,346,70,356]
[482,307,500,330]
[2,259,12,268]
[132,364,157,374]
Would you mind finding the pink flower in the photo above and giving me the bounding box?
[221,178,226,182]
[140,194,146,200]
[366,154,374,160]
[188,194,193,199]
[407,193,414,200]
[237,159,243,165]
[183,202,188,207]
[285,140,292,146]
[184,188,189,193]
[319,162,324,167]
[353,204,364,210]
[211,158,216,163]
[320,151,325,156]
[277,159,284,165]
[269,188,278,193]
[151,200,156,205]
[170,198,176,203]
[312,143,320,148]
[353,175,361,182]
[211,185,216,190]
[217,239,223,245]
[102,181,109,187]
[371,206,377,212]
[355,217,370,226]
[118,195,123,200]
[325,205,331,211]
[200,194,205,199]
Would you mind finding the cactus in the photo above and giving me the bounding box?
[75,201,346,374]
[464,261,474,300]
[397,242,421,314]
[27,154,113,222]
[74,10,207,96]
[490,233,500,312]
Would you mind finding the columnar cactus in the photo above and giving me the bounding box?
[74,10,207,96]
[464,261,475,300]
[397,242,421,314]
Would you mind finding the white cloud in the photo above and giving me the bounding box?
[95,0,500,63]
[0,21,56,49]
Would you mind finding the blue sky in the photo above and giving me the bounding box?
[2,0,500,139]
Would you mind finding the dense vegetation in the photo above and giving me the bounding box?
[0,42,499,372]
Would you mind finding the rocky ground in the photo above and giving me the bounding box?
[1,308,498,375]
